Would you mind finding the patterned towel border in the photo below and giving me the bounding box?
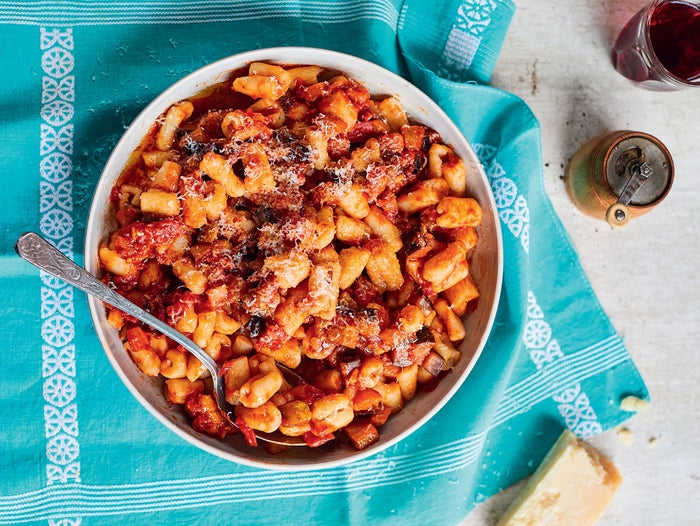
[0,0,400,27]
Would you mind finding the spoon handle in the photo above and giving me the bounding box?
[15,232,218,377]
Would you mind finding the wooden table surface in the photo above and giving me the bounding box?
[461,1,700,524]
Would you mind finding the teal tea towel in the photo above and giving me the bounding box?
[0,1,648,525]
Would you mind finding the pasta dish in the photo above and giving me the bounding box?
[98,61,482,451]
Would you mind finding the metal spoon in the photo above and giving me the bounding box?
[15,232,305,447]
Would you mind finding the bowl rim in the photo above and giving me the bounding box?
[85,46,504,471]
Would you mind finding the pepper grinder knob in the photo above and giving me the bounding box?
[605,161,653,228]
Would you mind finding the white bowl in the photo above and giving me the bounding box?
[85,47,503,470]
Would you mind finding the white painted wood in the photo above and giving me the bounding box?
[460,1,700,524]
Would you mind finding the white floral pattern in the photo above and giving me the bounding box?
[39,27,81,502]
[529,339,564,370]
[44,404,79,437]
[41,100,75,127]
[456,0,497,35]
[40,28,74,50]
[490,177,517,208]
[40,287,74,318]
[42,76,75,104]
[40,180,73,213]
[39,124,73,155]
[46,463,81,487]
[522,319,552,350]
[41,47,74,78]
[40,209,73,240]
[475,143,602,438]
[40,152,72,183]
[553,385,602,438]
[438,0,497,80]
[43,374,77,408]
[523,284,601,438]
[42,345,76,377]
[479,146,530,253]
[41,315,75,347]
[46,435,80,465]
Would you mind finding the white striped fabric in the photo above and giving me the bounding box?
[0,1,400,27]
[0,334,626,524]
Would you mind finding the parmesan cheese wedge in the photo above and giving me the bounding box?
[496,430,622,526]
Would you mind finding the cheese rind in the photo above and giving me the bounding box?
[496,430,622,526]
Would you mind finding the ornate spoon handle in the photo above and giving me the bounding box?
[14,232,218,377]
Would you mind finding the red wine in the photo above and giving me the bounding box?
[649,1,700,81]
[613,0,700,87]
